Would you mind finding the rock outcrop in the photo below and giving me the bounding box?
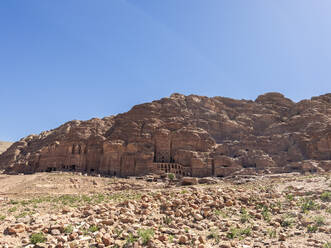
[0,92,330,176]
[0,141,13,155]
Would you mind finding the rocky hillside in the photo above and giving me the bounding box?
[0,141,13,155]
[0,92,330,176]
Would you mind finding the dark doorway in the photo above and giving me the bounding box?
[243,163,256,168]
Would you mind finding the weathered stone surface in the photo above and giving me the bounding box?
[0,92,330,176]
[181,177,199,185]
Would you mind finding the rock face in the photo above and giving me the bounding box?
[0,92,330,176]
[0,141,13,155]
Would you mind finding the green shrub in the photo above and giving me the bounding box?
[138,229,154,245]
[114,228,123,238]
[167,173,175,181]
[20,200,29,206]
[64,224,74,234]
[267,228,276,238]
[286,194,294,201]
[88,225,99,233]
[9,200,19,205]
[15,212,28,218]
[240,227,251,236]
[8,207,17,213]
[307,224,318,233]
[226,227,251,239]
[207,229,220,243]
[226,228,238,239]
[281,217,293,228]
[271,200,282,210]
[214,209,228,218]
[163,216,172,225]
[323,242,331,248]
[321,191,331,202]
[261,206,270,221]
[125,233,138,245]
[301,198,317,213]
[315,216,325,226]
[240,208,250,223]
[30,233,46,244]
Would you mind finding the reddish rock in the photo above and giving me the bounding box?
[178,235,187,244]
[1,92,330,176]
[4,224,25,235]
[181,177,199,185]
[102,234,112,246]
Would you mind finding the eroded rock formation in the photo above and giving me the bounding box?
[0,92,330,176]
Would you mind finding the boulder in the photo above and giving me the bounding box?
[181,177,198,185]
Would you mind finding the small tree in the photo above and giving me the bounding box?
[168,173,175,181]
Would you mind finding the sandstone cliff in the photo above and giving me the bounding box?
[0,141,13,155]
[0,92,330,176]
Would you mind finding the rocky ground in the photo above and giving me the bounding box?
[0,172,330,248]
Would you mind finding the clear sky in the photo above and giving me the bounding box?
[0,1,330,141]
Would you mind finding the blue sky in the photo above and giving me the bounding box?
[0,0,330,141]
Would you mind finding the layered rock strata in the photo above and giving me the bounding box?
[0,92,330,177]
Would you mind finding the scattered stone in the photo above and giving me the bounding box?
[178,235,187,244]
[0,170,330,247]
[181,177,199,185]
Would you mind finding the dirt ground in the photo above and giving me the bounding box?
[0,172,330,248]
